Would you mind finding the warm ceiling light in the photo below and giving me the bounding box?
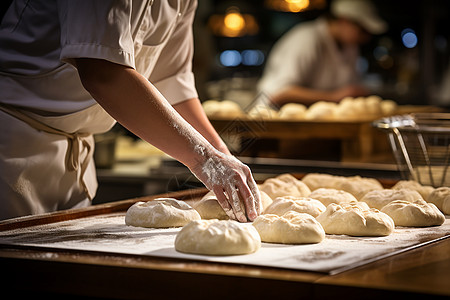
[265,0,326,13]
[208,6,259,37]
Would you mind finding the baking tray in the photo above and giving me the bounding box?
[0,189,449,275]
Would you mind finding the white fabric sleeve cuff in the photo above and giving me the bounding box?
[153,71,198,105]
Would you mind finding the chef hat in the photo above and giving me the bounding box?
[330,0,388,35]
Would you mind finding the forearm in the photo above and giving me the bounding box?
[271,86,338,106]
[173,98,230,155]
[76,58,210,168]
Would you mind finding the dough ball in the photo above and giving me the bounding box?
[333,176,383,200]
[275,173,311,195]
[304,101,337,120]
[202,100,243,118]
[364,95,383,116]
[427,187,450,214]
[174,219,261,256]
[195,190,273,219]
[360,188,424,210]
[381,199,445,227]
[253,211,325,244]
[264,196,326,217]
[380,99,397,115]
[202,100,221,117]
[316,202,394,237]
[391,180,435,200]
[259,176,310,200]
[308,188,358,206]
[278,103,307,120]
[334,97,358,120]
[247,105,278,119]
[301,173,339,191]
[125,198,200,228]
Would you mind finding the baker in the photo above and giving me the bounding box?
[0,0,261,222]
[257,0,387,108]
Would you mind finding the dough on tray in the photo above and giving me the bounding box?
[278,103,307,120]
[308,188,358,206]
[264,196,326,217]
[391,180,435,200]
[333,176,383,200]
[381,199,445,227]
[427,187,450,215]
[259,174,311,199]
[301,173,339,191]
[174,219,261,256]
[253,211,325,244]
[360,188,424,210]
[194,190,273,219]
[316,202,394,237]
[125,198,201,228]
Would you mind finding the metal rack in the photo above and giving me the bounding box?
[374,113,450,187]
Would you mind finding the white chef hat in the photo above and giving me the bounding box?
[330,0,388,35]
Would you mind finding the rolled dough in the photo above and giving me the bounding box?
[426,187,450,215]
[381,199,445,227]
[360,188,424,210]
[391,180,434,200]
[263,196,326,217]
[308,188,357,206]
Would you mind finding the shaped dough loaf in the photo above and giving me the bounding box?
[427,187,450,215]
[381,199,445,227]
[175,219,261,256]
[316,202,394,236]
[260,174,311,199]
[360,188,424,210]
[125,198,200,228]
[264,196,326,217]
[308,188,357,206]
[333,176,383,200]
[301,173,339,191]
[391,180,434,200]
[253,211,325,244]
[278,103,307,120]
[194,190,273,220]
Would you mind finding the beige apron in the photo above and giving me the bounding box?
[0,103,115,220]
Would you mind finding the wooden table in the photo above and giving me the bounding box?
[0,189,449,300]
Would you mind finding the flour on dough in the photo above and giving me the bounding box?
[316,202,394,236]
[260,174,311,199]
[264,196,326,217]
[360,188,424,210]
[381,199,445,227]
[125,198,200,228]
[253,211,325,244]
[175,219,261,255]
[308,188,357,206]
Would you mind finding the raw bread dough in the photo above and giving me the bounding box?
[301,173,339,191]
[202,100,243,118]
[381,199,445,227]
[278,103,307,120]
[360,188,424,210]
[194,190,273,219]
[125,198,200,228]
[427,187,450,215]
[316,202,394,236]
[333,176,383,200]
[264,196,326,217]
[308,188,357,206]
[252,211,325,244]
[247,105,278,119]
[174,219,261,255]
[304,101,337,120]
[260,174,311,199]
[391,180,435,200]
[380,99,397,115]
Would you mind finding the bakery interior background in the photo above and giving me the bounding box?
[191,0,450,108]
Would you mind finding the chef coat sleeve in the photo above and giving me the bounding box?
[257,25,319,98]
[57,0,135,69]
[149,1,199,105]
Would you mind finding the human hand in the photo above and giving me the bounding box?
[189,147,261,222]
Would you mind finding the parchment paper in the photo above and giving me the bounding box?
[1,213,449,274]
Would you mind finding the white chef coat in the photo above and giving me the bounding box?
[257,17,360,103]
[0,0,199,220]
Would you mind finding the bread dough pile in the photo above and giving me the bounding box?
[309,188,357,206]
[174,219,261,255]
[304,101,337,120]
[360,188,424,210]
[392,180,435,200]
[253,211,325,244]
[381,199,445,227]
[264,196,326,217]
[194,190,273,219]
[247,104,278,120]
[316,202,394,236]
[428,187,450,214]
[301,173,339,191]
[334,95,397,120]
[259,174,311,200]
[278,103,307,120]
[202,100,243,118]
[125,198,201,228]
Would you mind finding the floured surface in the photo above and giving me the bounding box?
[0,213,449,274]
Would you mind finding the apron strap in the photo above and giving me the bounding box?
[0,103,94,200]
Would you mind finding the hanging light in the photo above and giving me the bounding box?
[265,0,326,13]
[208,6,259,37]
